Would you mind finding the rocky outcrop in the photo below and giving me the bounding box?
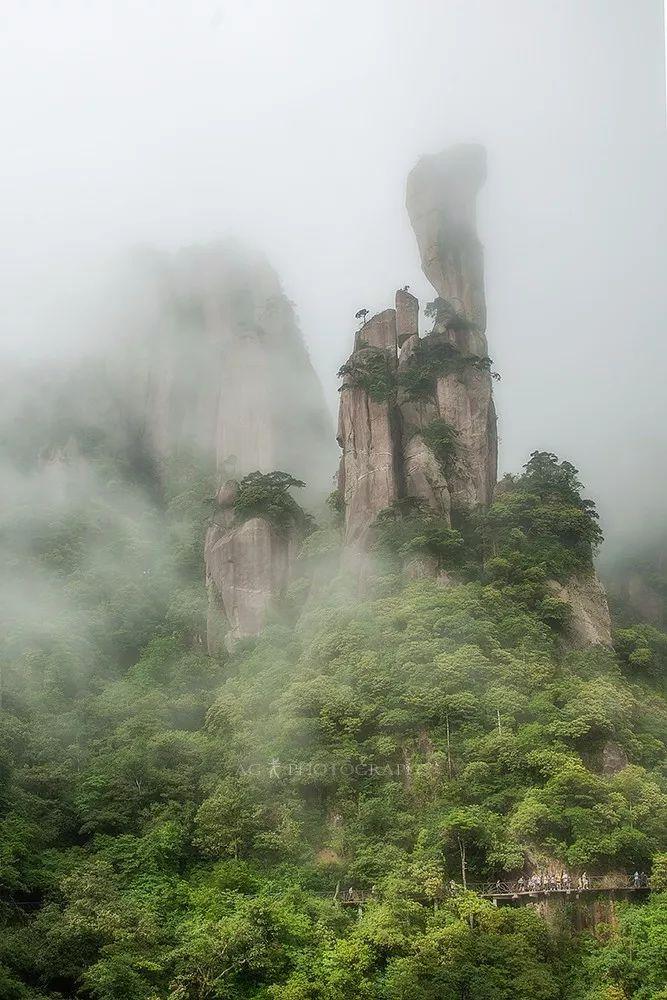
[406,144,487,337]
[126,242,334,494]
[600,740,629,776]
[395,289,418,347]
[547,573,613,647]
[434,368,496,508]
[130,243,333,651]
[335,144,498,566]
[204,476,308,650]
[337,348,401,545]
[354,309,398,353]
[402,432,451,517]
[205,517,293,651]
[334,145,609,648]
[405,144,497,512]
[205,511,302,652]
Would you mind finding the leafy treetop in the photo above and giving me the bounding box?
[233,470,313,534]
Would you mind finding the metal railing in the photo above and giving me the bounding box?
[470,876,651,896]
[333,875,652,905]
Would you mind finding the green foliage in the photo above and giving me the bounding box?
[574,893,667,999]
[1,557,666,998]
[421,419,460,474]
[338,349,395,403]
[398,336,497,402]
[373,501,465,572]
[234,470,314,533]
[458,452,605,631]
[614,624,667,688]
[326,488,345,528]
[0,397,665,1000]
[425,297,480,332]
[652,854,667,891]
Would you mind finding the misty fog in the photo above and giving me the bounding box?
[2,0,666,554]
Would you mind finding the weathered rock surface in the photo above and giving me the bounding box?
[396,343,450,517]
[337,349,401,545]
[398,333,420,368]
[142,244,334,652]
[547,573,613,647]
[406,143,487,334]
[406,144,497,511]
[205,515,301,651]
[333,145,610,647]
[434,369,497,508]
[403,555,454,586]
[402,433,451,516]
[128,242,334,493]
[355,309,398,353]
[395,288,418,347]
[600,740,629,776]
[336,144,498,570]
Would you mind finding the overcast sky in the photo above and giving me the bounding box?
[1,0,666,550]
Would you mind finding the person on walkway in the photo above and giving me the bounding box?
[633,871,641,888]
[517,876,525,892]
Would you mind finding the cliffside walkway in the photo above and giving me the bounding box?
[469,877,652,903]
[336,877,653,907]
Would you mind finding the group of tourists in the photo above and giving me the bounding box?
[490,870,651,894]
[493,870,583,894]
[523,871,581,892]
[345,870,651,904]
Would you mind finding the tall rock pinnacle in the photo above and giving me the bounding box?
[131,241,334,493]
[404,143,497,510]
[336,144,498,567]
[406,143,487,340]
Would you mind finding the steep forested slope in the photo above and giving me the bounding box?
[1,151,665,1000]
[1,433,665,999]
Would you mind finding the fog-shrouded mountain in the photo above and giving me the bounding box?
[0,148,665,1000]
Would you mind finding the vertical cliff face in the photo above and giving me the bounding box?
[129,242,334,493]
[547,574,613,648]
[124,242,334,652]
[118,242,335,651]
[406,144,497,510]
[206,516,299,642]
[336,144,498,563]
[337,341,402,546]
[406,143,488,337]
[204,481,303,653]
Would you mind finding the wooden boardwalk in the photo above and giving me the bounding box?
[336,877,652,907]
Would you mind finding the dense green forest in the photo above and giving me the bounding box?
[1,409,666,999]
